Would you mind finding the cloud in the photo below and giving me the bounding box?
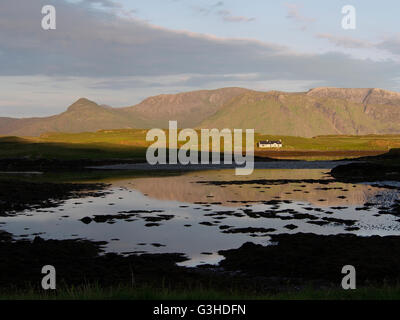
[193,1,224,16]
[316,34,373,49]
[217,9,255,23]
[193,1,254,23]
[81,0,122,8]
[378,35,400,56]
[316,33,400,60]
[79,0,138,19]
[0,0,399,117]
[0,0,397,84]
[284,3,315,31]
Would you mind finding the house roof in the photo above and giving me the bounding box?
[258,140,282,144]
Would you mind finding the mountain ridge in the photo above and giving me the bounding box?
[306,87,400,105]
[1,87,399,137]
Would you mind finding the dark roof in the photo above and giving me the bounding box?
[258,140,282,144]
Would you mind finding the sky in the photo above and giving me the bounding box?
[0,0,399,117]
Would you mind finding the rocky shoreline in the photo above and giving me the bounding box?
[0,149,399,294]
[219,233,400,285]
[331,162,400,182]
[0,179,109,216]
[0,230,329,293]
[330,149,400,182]
[2,230,400,293]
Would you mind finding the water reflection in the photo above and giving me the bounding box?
[1,169,399,266]
[112,169,384,207]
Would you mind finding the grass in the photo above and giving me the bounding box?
[0,136,148,161]
[3,284,400,300]
[1,131,400,162]
[255,134,400,151]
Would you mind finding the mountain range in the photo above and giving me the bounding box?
[1,87,400,138]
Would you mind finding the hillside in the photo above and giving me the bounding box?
[0,99,140,137]
[0,87,399,137]
[0,88,248,136]
[120,87,250,128]
[198,88,400,137]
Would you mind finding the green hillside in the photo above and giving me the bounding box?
[199,90,400,137]
[0,87,400,138]
[0,88,249,136]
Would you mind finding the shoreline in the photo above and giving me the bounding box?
[2,230,400,295]
[0,149,399,297]
[89,160,354,171]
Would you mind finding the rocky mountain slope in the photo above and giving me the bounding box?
[199,88,400,137]
[0,87,399,137]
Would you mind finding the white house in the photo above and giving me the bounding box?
[257,140,283,148]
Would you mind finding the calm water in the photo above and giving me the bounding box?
[2,168,400,266]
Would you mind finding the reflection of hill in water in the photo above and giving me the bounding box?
[111,169,381,207]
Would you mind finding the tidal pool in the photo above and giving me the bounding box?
[2,168,400,266]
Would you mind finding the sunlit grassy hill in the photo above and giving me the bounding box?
[0,130,400,161]
[199,89,400,137]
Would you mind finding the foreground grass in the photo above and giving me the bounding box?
[2,285,400,300]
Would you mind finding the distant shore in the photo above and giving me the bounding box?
[90,160,354,171]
